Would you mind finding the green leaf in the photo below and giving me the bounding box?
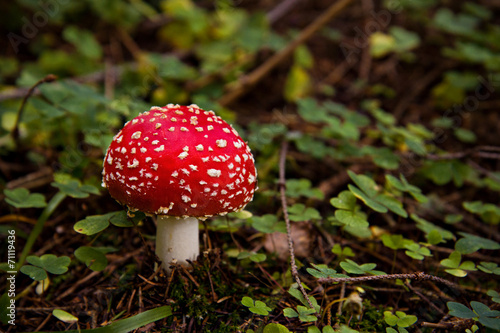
[4,188,47,208]
[340,259,385,275]
[284,65,312,102]
[241,296,272,316]
[444,214,463,224]
[426,230,443,245]
[63,26,103,60]
[348,171,378,198]
[39,306,172,333]
[411,214,455,241]
[288,204,322,222]
[396,314,417,327]
[477,262,500,275]
[471,301,500,317]
[455,232,500,254]
[74,212,117,235]
[433,8,479,36]
[20,265,47,281]
[286,179,324,200]
[335,210,369,228]
[74,246,108,271]
[263,323,291,333]
[382,234,411,250]
[487,290,500,304]
[368,147,400,170]
[26,254,70,275]
[404,243,431,260]
[454,128,477,143]
[250,215,286,234]
[109,210,143,227]
[306,264,349,279]
[331,244,355,257]
[237,251,267,263]
[447,302,477,319]
[440,251,461,269]
[241,297,255,308]
[52,179,100,199]
[348,185,387,213]
[296,305,317,322]
[283,308,299,318]
[330,191,357,210]
[53,309,78,323]
[348,172,407,217]
[384,311,399,326]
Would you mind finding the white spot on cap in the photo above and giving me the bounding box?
[200,180,207,185]
[152,140,159,145]
[107,155,113,165]
[172,171,179,177]
[154,145,165,152]
[131,131,141,139]
[196,144,204,151]
[115,135,123,143]
[121,147,127,154]
[207,125,214,130]
[216,139,227,148]
[140,148,147,153]
[178,151,188,159]
[180,127,188,132]
[207,169,221,177]
[182,195,191,203]
[228,163,234,170]
[235,155,241,163]
[248,174,256,184]
[234,141,243,148]
[171,117,177,122]
[155,123,162,129]
[145,157,152,162]
[189,165,198,171]
[223,128,230,133]
[127,159,139,168]
[169,127,175,131]
[131,148,136,154]
[152,163,158,170]
[195,127,203,132]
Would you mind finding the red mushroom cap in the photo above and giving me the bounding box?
[102,104,257,218]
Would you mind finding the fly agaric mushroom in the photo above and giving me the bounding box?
[102,104,257,270]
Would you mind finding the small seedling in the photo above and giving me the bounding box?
[241,296,272,316]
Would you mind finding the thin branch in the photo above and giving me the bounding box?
[318,272,458,288]
[218,0,354,106]
[278,140,316,311]
[11,74,57,142]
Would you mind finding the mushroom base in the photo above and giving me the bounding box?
[156,216,199,270]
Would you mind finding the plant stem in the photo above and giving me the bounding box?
[18,191,66,268]
[279,140,316,311]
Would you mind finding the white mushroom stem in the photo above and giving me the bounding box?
[155,215,199,270]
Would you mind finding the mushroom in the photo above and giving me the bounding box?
[102,104,257,270]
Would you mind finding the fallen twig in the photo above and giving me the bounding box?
[218,0,354,106]
[318,271,457,288]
